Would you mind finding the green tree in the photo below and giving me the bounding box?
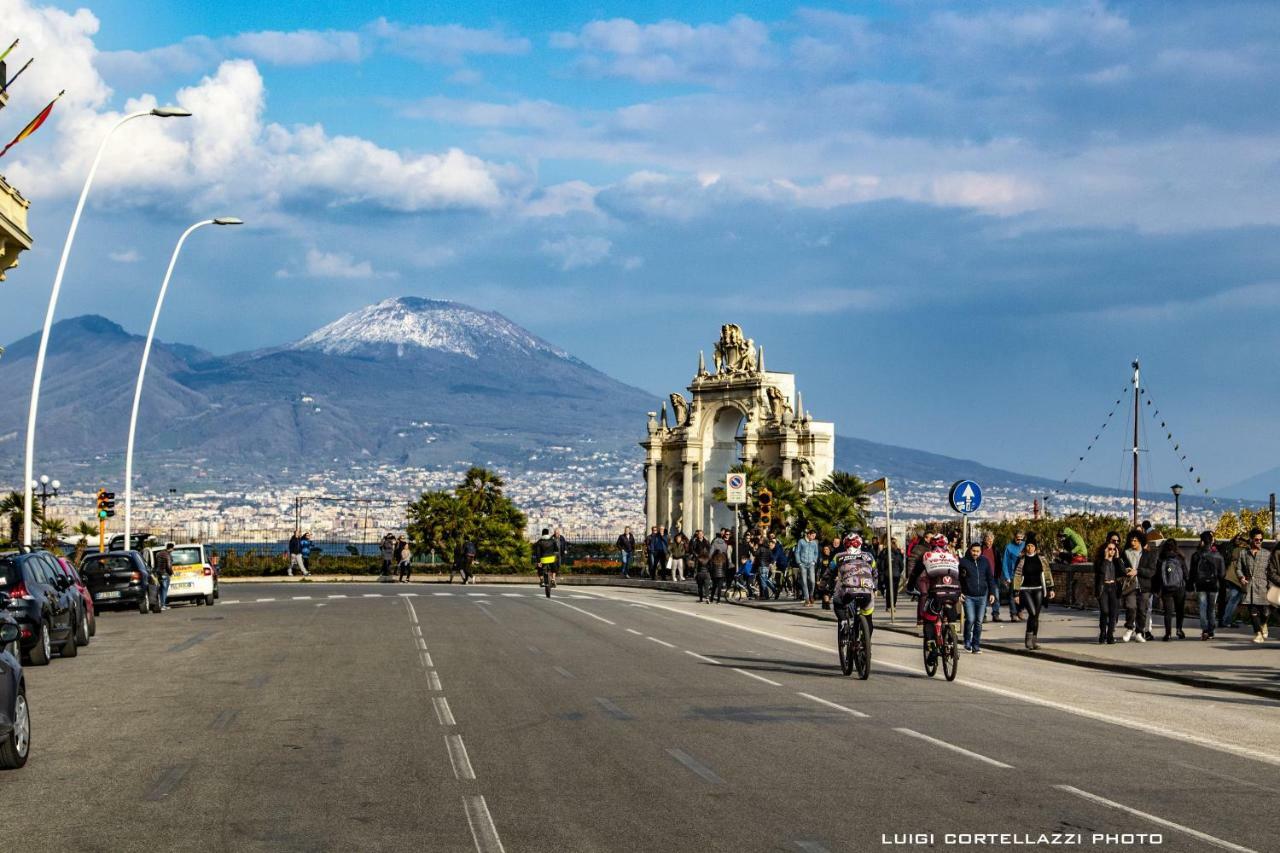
[39,516,67,549]
[710,463,803,539]
[0,490,42,545]
[73,520,98,565]
[406,468,529,572]
[792,491,865,544]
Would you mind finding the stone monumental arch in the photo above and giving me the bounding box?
[641,324,835,535]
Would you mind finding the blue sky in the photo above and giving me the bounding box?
[1,0,1278,493]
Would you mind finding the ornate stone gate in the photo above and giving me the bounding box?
[640,324,835,534]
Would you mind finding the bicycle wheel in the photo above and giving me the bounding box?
[923,636,938,678]
[543,573,552,598]
[942,623,959,682]
[838,620,854,676]
[854,615,871,680]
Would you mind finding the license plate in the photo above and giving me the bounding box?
[95,591,122,600]
[172,582,194,589]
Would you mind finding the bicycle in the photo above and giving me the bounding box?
[922,600,960,682]
[540,569,556,598]
[725,571,750,601]
[772,566,795,601]
[836,601,871,679]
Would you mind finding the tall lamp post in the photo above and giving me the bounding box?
[21,106,192,547]
[32,475,60,516]
[1171,484,1183,531]
[122,217,243,548]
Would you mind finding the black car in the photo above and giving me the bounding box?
[0,550,81,665]
[0,600,29,769]
[79,551,160,615]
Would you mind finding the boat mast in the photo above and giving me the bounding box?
[1132,359,1140,527]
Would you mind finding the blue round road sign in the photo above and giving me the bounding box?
[948,480,983,515]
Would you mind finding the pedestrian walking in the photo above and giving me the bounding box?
[616,527,637,578]
[1234,528,1274,643]
[1135,530,1159,641]
[1013,534,1055,650]
[795,529,819,607]
[1094,541,1124,644]
[396,536,413,583]
[154,542,174,610]
[646,526,668,580]
[1190,531,1225,640]
[288,530,311,577]
[755,535,777,599]
[958,542,994,653]
[1120,530,1149,642]
[1002,531,1025,621]
[689,529,711,580]
[980,533,1000,621]
[1155,539,1189,641]
[669,533,688,582]
[707,530,731,603]
[379,533,396,577]
[300,531,313,573]
[1218,533,1248,629]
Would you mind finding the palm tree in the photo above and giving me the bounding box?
[0,490,42,545]
[816,471,871,509]
[73,520,98,565]
[710,463,802,539]
[39,516,68,549]
[792,491,866,543]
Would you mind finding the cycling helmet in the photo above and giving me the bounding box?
[843,533,863,550]
[931,533,949,548]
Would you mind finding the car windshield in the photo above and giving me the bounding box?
[84,556,138,572]
[171,548,203,566]
[0,557,17,589]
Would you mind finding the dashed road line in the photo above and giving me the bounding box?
[397,592,419,597]
[646,636,676,649]
[420,651,434,668]
[666,748,723,784]
[1056,785,1257,853]
[328,594,347,599]
[406,600,419,624]
[467,592,489,597]
[433,592,454,596]
[527,645,542,654]
[463,795,505,853]
[554,600,616,625]
[433,696,457,726]
[797,692,870,719]
[209,709,240,732]
[416,637,428,651]
[427,671,443,691]
[255,597,276,603]
[291,595,312,600]
[143,764,191,802]
[501,592,522,597]
[625,628,643,636]
[731,667,782,687]
[895,728,1013,769]
[362,593,381,598]
[684,650,721,665]
[446,734,475,780]
[595,697,633,720]
[553,666,575,679]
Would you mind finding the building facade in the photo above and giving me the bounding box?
[0,75,33,285]
[640,324,835,535]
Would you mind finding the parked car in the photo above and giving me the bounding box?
[144,544,217,606]
[0,550,80,665]
[55,557,95,644]
[107,533,153,553]
[79,551,160,614]
[0,599,29,769]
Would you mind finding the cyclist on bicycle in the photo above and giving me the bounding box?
[821,533,878,635]
[919,534,961,650]
[532,528,560,587]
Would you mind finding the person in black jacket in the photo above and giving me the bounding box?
[958,543,994,653]
[1094,541,1125,644]
[1120,530,1148,642]
[1189,531,1225,640]
[1135,531,1160,641]
[532,529,560,589]
[1155,538,1189,640]
[616,527,636,578]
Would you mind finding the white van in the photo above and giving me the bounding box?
[145,544,217,606]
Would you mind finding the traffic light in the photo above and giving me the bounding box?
[756,488,772,530]
[96,489,116,519]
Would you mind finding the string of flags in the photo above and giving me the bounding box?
[1061,385,1130,486]
[1141,379,1218,507]
[0,36,62,160]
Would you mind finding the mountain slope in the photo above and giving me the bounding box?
[1220,467,1279,501]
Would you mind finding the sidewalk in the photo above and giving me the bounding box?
[221,574,1280,700]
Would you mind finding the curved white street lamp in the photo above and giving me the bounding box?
[123,217,243,547]
[21,106,192,548]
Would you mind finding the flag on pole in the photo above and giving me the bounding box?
[0,39,18,65]
[0,90,64,159]
[0,57,34,95]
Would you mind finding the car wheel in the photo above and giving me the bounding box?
[59,621,77,658]
[88,612,96,637]
[74,609,90,646]
[28,622,51,666]
[204,594,215,606]
[0,684,30,769]
[138,594,150,615]
[195,597,204,606]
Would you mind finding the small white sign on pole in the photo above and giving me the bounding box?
[726,473,748,505]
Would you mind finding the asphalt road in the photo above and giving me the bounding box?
[8,582,1278,852]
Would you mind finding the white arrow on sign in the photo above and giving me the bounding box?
[961,483,975,511]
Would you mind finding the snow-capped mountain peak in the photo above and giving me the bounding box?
[290,297,571,360]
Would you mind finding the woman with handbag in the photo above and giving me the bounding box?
[1013,534,1056,650]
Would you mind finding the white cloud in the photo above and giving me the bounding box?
[539,235,612,270]
[108,248,140,263]
[99,29,363,81]
[521,181,599,218]
[401,96,574,130]
[282,247,395,280]
[369,19,530,65]
[552,15,774,85]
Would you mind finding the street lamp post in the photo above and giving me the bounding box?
[31,475,60,516]
[21,106,192,547]
[1171,484,1183,531]
[122,217,243,547]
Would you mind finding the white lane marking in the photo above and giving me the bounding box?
[328,594,347,599]
[667,748,724,784]
[463,795,505,853]
[255,597,276,602]
[895,728,1013,769]
[625,628,643,636]
[315,603,327,608]
[731,667,782,687]
[446,734,475,780]
[582,590,1280,770]
[427,671,443,691]
[627,603,648,608]
[421,651,434,668]
[291,595,312,600]
[1056,785,1257,853]
[569,594,592,599]
[433,592,454,597]
[362,593,382,598]
[553,666,575,679]
[684,650,721,665]
[413,626,422,637]
[647,636,676,649]
[433,696,457,726]
[406,600,419,624]
[527,645,542,655]
[222,600,239,605]
[595,697,633,720]
[467,592,488,597]
[501,592,522,597]
[397,592,419,597]
[416,637,428,651]
[554,600,616,625]
[798,692,870,719]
